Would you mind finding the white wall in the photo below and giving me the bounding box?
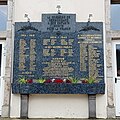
[10,94,20,118]
[14,0,105,22]
[10,94,107,118]
[0,41,6,115]
[10,0,107,118]
[29,95,88,118]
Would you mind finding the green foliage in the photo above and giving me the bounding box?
[36,78,45,83]
[69,77,79,83]
[82,77,97,84]
[87,77,95,84]
[18,78,27,84]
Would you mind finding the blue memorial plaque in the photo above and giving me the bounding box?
[12,13,105,94]
[41,14,76,32]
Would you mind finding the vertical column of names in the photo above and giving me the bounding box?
[88,44,104,80]
[88,45,98,78]
[19,39,27,71]
[78,33,104,81]
[30,39,36,71]
[18,35,37,78]
[80,43,88,71]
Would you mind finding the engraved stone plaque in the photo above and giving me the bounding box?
[12,13,104,94]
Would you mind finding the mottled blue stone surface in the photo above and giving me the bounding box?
[12,83,105,94]
[12,13,105,94]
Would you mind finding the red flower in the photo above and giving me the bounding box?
[54,78,64,83]
[66,79,72,83]
[27,79,33,83]
[82,80,88,83]
[44,79,52,83]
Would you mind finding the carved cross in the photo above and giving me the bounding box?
[57,5,61,14]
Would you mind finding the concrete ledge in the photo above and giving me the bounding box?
[0,31,7,38]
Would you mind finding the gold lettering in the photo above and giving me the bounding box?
[43,39,50,45]
[61,39,68,45]
[43,49,50,56]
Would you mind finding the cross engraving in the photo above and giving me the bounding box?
[88,14,93,22]
[24,14,30,22]
[57,5,61,14]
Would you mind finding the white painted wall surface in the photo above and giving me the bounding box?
[14,0,105,22]
[0,41,6,115]
[10,94,20,118]
[29,95,88,118]
[10,0,107,118]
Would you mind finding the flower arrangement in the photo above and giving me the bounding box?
[18,77,76,84]
[81,77,98,84]
[18,78,33,84]
[18,77,98,84]
[44,78,72,83]
[12,76,104,94]
[69,77,79,83]
[37,78,46,83]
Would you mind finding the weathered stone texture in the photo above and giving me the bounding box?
[105,0,111,31]
[106,43,112,68]
[7,0,14,21]
[7,21,12,31]
[105,0,116,118]
[107,107,115,118]
[107,77,115,106]
[3,77,11,105]
[107,77,115,118]
[1,105,9,117]
[111,31,120,38]
[106,67,113,78]
[2,0,13,117]
[106,31,112,43]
